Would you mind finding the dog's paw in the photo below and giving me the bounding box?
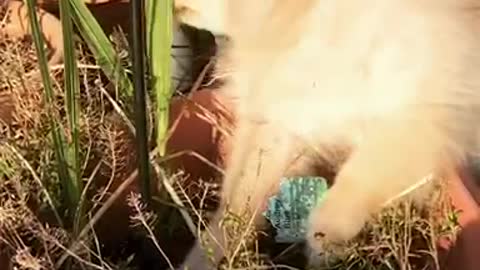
[306,191,368,253]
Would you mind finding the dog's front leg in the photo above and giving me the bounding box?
[306,116,456,263]
[180,119,298,270]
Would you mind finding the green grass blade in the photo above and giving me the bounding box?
[59,0,84,235]
[23,0,71,222]
[69,0,133,98]
[147,0,173,156]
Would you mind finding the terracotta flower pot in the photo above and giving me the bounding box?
[1,87,478,269]
[438,169,480,270]
[167,88,480,270]
[165,89,234,181]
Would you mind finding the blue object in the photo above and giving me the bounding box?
[263,177,329,243]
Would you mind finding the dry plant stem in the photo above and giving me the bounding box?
[383,174,435,207]
[185,97,233,139]
[157,149,225,175]
[428,215,440,270]
[56,146,206,268]
[76,162,102,220]
[96,81,135,135]
[46,61,135,135]
[176,178,225,252]
[74,238,114,270]
[87,216,110,270]
[92,130,118,211]
[227,209,260,270]
[49,63,102,71]
[56,92,227,267]
[80,119,94,174]
[203,72,232,88]
[3,143,64,227]
[42,229,106,270]
[151,164,197,235]
[54,165,141,268]
[186,58,215,98]
[130,193,175,270]
[198,182,212,223]
[162,102,190,146]
[160,69,229,149]
[5,196,108,270]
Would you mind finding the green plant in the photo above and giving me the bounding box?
[24,0,72,229]
[147,0,174,157]
[59,0,84,235]
[69,0,134,99]
[19,0,178,267]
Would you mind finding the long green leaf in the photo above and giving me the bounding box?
[23,0,70,225]
[59,0,84,235]
[69,0,133,98]
[147,0,173,156]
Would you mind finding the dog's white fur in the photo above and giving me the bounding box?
[174,0,480,269]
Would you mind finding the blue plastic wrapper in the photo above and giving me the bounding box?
[263,176,329,243]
